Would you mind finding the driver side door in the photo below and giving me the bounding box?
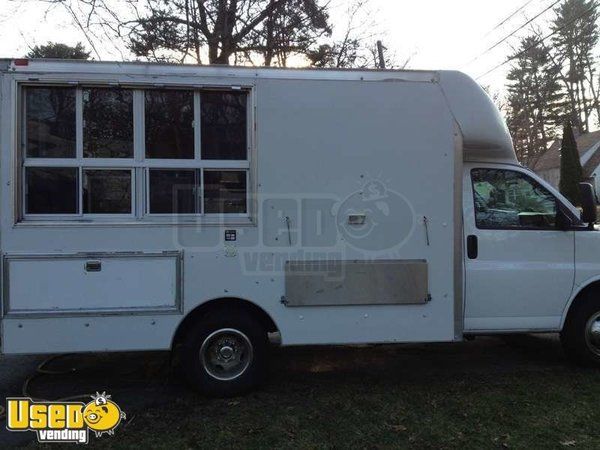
[463,164,576,332]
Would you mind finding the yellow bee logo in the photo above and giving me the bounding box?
[82,392,126,437]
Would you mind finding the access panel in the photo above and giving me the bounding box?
[3,252,182,315]
[285,260,429,307]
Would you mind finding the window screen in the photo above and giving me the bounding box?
[83,88,133,158]
[149,169,196,214]
[201,91,247,160]
[83,170,132,214]
[204,170,247,214]
[25,167,78,214]
[25,87,76,158]
[145,90,194,159]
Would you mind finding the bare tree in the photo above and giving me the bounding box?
[306,0,408,69]
[39,0,332,65]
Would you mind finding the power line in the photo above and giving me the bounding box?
[475,2,597,80]
[464,0,561,67]
[483,0,537,38]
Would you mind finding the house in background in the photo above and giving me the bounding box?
[532,130,600,196]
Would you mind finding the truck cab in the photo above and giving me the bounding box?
[461,161,600,365]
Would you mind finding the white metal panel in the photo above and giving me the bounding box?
[285,260,428,306]
[0,63,469,353]
[570,232,600,321]
[1,315,181,354]
[251,77,458,344]
[439,71,517,164]
[8,59,437,83]
[5,253,181,314]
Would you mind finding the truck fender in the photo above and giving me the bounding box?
[560,276,600,329]
[170,296,279,349]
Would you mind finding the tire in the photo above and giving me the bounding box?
[181,308,269,397]
[560,292,600,367]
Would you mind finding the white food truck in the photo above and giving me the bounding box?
[1,59,599,396]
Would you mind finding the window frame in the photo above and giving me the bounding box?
[17,82,255,225]
[470,167,574,231]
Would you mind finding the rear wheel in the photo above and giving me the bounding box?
[560,293,600,367]
[181,309,269,397]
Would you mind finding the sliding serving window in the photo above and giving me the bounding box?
[22,85,134,218]
[83,87,134,158]
[20,84,251,221]
[144,88,249,217]
[148,169,197,214]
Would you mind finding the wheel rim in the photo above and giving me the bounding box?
[200,328,253,381]
[585,312,600,357]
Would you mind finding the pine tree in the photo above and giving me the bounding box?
[551,0,600,132]
[27,42,91,60]
[505,35,565,167]
[559,121,583,205]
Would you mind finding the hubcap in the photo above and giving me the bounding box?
[585,312,600,357]
[200,328,253,381]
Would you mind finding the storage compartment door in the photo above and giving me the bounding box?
[4,252,182,315]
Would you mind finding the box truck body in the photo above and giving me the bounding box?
[1,59,599,394]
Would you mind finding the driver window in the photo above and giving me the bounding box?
[471,169,557,229]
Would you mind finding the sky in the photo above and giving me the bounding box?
[0,0,570,95]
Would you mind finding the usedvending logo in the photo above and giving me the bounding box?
[6,392,125,444]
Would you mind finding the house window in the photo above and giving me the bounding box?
[20,84,251,221]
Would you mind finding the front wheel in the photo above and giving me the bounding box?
[560,293,600,367]
[181,309,269,397]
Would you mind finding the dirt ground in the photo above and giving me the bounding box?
[0,334,593,448]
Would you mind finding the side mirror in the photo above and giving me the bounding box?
[579,182,597,229]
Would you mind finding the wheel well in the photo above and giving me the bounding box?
[564,281,600,327]
[171,297,278,349]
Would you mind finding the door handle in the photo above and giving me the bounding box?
[467,235,478,259]
[85,260,102,272]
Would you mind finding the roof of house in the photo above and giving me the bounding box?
[533,130,600,177]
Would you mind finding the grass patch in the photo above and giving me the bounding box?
[19,337,600,449]
[88,344,600,449]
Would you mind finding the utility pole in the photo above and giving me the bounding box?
[376,40,386,69]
